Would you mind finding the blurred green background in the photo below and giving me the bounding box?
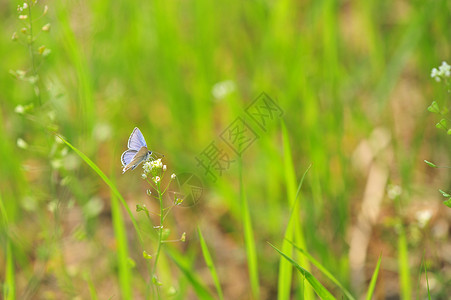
[1,0,451,299]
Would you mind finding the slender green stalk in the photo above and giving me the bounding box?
[111,192,132,299]
[150,181,164,298]
[25,0,41,106]
[398,225,411,300]
[365,255,382,300]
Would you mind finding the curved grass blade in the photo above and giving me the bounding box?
[287,240,355,300]
[398,226,411,300]
[166,250,215,300]
[269,243,336,300]
[1,193,15,300]
[55,134,144,245]
[111,192,132,299]
[365,254,382,300]
[278,122,313,300]
[197,227,224,300]
[238,156,260,299]
[423,257,431,300]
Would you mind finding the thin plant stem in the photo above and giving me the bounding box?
[26,0,41,106]
[151,180,164,298]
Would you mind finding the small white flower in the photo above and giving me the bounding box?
[171,173,176,179]
[142,161,153,175]
[22,2,28,9]
[153,176,160,183]
[141,173,147,179]
[14,105,25,114]
[415,209,432,228]
[439,61,451,77]
[163,165,167,171]
[431,68,439,78]
[17,138,28,149]
[19,14,28,19]
[146,189,152,196]
[212,80,236,100]
[387,184,402,200]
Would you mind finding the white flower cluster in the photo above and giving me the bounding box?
[142,158,177,185]
[143,158,163,175]
[431,61,451,82]
[17,2,28,12]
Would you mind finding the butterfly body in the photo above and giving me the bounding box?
[121,127,152,173]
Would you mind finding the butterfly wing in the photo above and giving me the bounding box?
[122,146,149,173]
[128,127,147,150]
[121,149,138,167]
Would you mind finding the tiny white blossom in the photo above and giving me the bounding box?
[153,176,160,183]
[387,184,402,200]
[439,61,451,77]
[431,68,440,81]
[19,14,28,19]
[22,2,28,9]
[17,138,28,149]
[15,105,25,114]
[146,189,152,196]
[141,173,147,179]
[171,173,176,179]
[415,209,432,228]
[143,161,152,174]
[163,165,167,171]
[212,80,236,100]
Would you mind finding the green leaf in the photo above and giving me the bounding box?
[427,101,440,113]
[238,157,260,299]
[398,226,411,300]
[424,160,437,168]
[438,189,450,198]
[278,122,313,300]
[1,195,15,300]
[435,119,447,130]
[198,227,224,300]
[167,251,215,300]
[287,240,355,300]
[269,243,336,300]
[424,259,431,300]
[111,193,132,299]
[365,255,382,300]
[143,251,153,260]
[55,134,144,245]
[443,198,451,208]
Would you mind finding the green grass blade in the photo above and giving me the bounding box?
[197,227,224,300]
[1,193,15,300]
[278,122,313,300]
[55,1,94,135]
[55,134,144,245]
[166,251,215,300]
[269,243,336,300]
[398,226,411,300]
[287,240,355,300]
[365,255,382,300]
[111,192,132,299]
[424,258,431,300]
[83,272,99,300]
[4,239,15,300]
[239,157,260,299]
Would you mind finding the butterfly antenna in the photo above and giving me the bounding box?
[152,151,165,157]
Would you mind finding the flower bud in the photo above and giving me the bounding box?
[42,23,50,32]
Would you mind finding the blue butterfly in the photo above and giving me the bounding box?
[121,127,152,173]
